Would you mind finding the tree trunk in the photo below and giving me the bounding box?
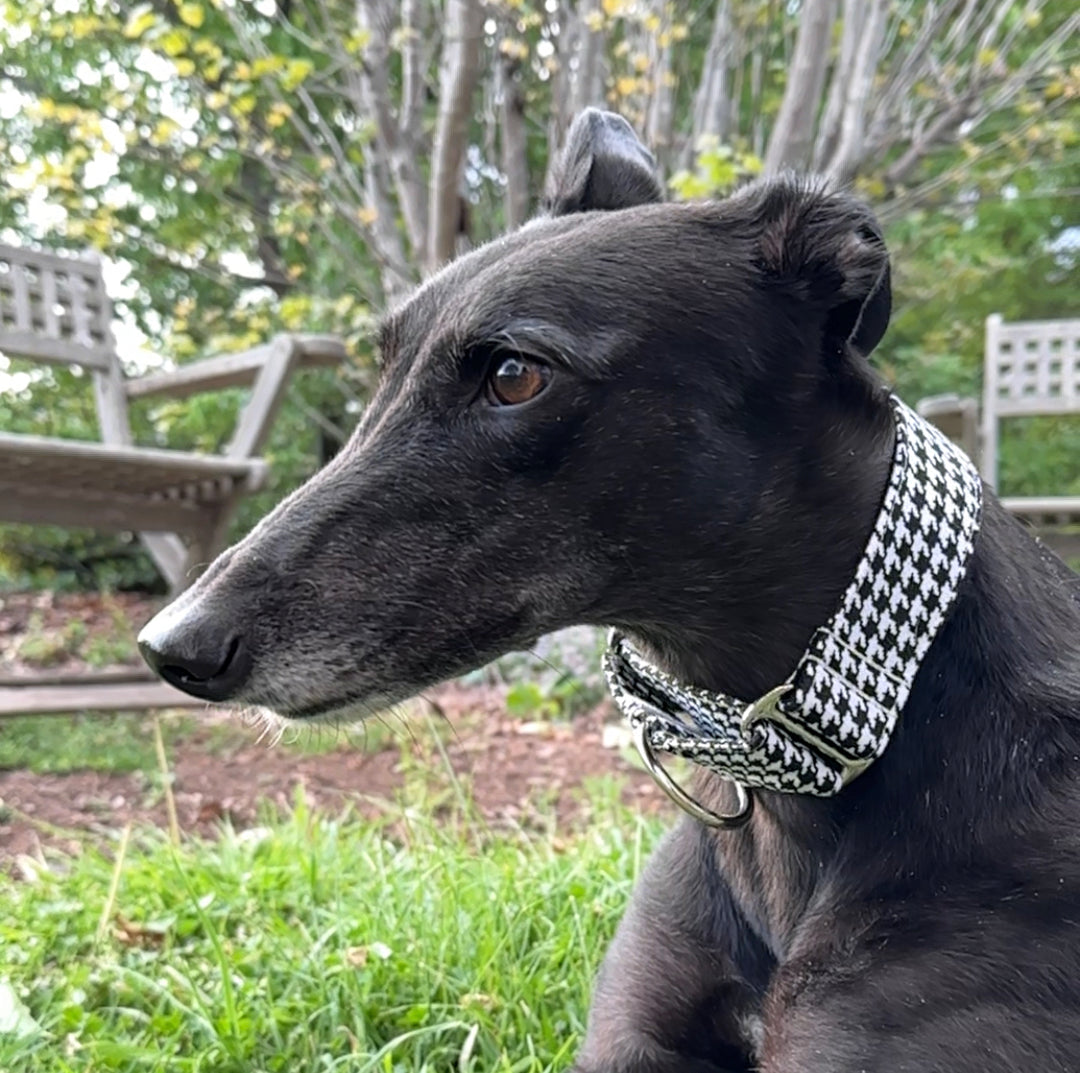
[764,0,838,174]
[812,0,866,171]
[354,0,428,261]
[427,0,484,272]
[645,1,675,171]
[821,0,889,183]
[686,0,732,164]
[499,53,530,228]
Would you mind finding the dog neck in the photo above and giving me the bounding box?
[608,395,985,807]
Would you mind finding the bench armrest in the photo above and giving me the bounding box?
[915,393,980,463]
[125,334,346,401]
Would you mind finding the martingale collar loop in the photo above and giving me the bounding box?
[603,396,983,816]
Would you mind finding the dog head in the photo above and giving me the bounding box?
[139,108,893,719]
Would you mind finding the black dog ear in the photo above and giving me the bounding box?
[544,109,663,217]
[741,177,892,357]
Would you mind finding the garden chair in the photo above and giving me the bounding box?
[0,241,346,714]
[917,314,1080,560]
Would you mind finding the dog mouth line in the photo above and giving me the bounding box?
[267,685,413,724]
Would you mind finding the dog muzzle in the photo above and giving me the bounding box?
[603,395,983,826]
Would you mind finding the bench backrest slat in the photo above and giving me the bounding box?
[0,243,119,373]
[982,314,1080,489]
[0,242,131,446]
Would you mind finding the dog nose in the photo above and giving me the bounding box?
[138,611,251,702]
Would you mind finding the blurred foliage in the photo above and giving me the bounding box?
[0,0,1077,588]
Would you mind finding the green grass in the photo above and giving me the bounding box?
[0,714,169,775]
[0,795,660,1072]
[0,712,393,776]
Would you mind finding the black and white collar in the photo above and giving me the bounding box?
[603,396,983,817]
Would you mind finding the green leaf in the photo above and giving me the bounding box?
[0,980,41,1039]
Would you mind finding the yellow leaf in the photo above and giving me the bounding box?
[632,52,649,73]
[344,29,371,54]
[357,206,378,226]
[160,28,188,56]
[252,55,285,78]
[174,57,196,77]
[234,93,257,115]
[71,15,102,36]
[615,76,638,97]
[151,119,178,144]
[123,7,157,38]
[178,3,204,28]
[583,10,604,32]
[282,58,314,91]
[267,102,292,128]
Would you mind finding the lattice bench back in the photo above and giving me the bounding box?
[0,243,117,371]
[982,315,1080,490]
[0,242,130,445]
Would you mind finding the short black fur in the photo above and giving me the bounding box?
[140,111,1080,1072]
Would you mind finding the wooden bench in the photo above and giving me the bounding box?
[918,315,1080,558]
[0,242,346,591]
[0,242,346,715]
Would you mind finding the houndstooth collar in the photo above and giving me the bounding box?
[603,396,983,805]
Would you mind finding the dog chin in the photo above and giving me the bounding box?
[254,686,416,727]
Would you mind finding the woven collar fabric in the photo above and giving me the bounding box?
[603,396,984,797]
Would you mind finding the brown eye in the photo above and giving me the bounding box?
[486,355,552,406]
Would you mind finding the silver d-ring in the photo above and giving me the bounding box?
[632,720,754,829]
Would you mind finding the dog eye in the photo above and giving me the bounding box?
[485,354,552,407]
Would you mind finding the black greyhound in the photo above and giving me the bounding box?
[139,111,1080,1072]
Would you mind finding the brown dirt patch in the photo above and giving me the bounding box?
[0,683,672,870]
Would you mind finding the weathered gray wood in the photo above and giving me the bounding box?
[0,667,157,687]
[0,240,346,714]
[916,393,979,462]
[0,432,268,487]
[10,260,31,330]
[0,329,112,369]
[69,270,93,345]
[139,533,191,592]
[0,681,209,716]
[1000,497,1080,523]
[0,242,117,371]
[0,483,218,538]
[125,335,346,400]
[921,315,1079,549]
[40,266,60,336]
[227,336,298,459]
[981,314,1002,489]
[0,242,99,276]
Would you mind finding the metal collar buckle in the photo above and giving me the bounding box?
[632,711,753,829]
[739,683,872,787]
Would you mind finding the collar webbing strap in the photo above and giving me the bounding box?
[603,397,983,797]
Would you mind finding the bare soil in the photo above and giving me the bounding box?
[2,673,673,872]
